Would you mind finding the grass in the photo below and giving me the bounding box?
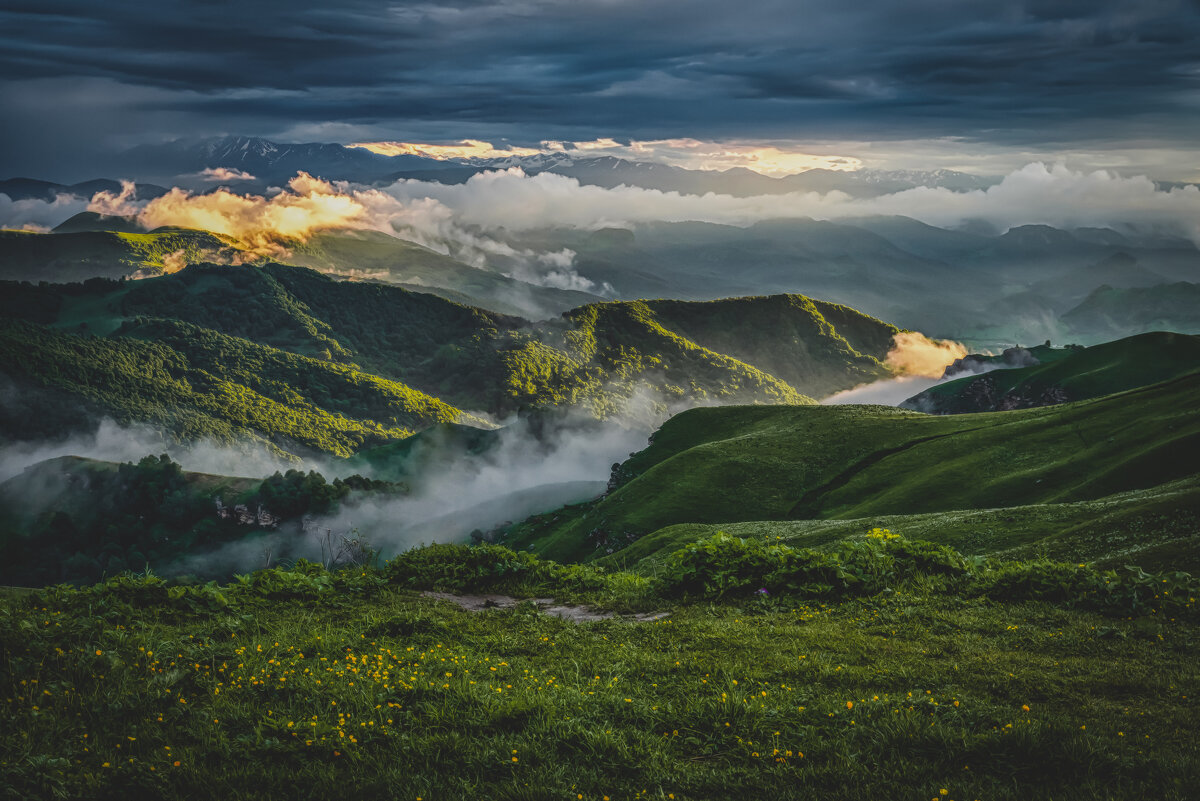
[906,332,1200,413]
[2,538,1198,800]
[598,476,1200,576]
[505,373,1200,563]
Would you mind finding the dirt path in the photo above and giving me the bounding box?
[421,591,670,624]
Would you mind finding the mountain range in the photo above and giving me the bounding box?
[6,208,1200,344]
[6,136,1000,198]
[0,261,902,457]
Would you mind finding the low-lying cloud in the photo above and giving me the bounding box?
[380,162,1200,242]
[884,332,968,379]
[822,331,969,406]
[0,418,310,484]
[7,161,1200,292]
[0,192,88,232]
[822,375,946,407]
[9,161,1200,248]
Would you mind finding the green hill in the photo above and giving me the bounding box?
[284,229,602,318]
[0,316,484,455]
[0,228,236,282]
[603,475,1200,575]
[6,219,601,318]
[614,295,896,398]
[503,372,1200,562]
[901,331,1200,413]
[0,264,905,432]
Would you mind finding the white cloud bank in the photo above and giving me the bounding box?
[6,162,1200,272]
[379,162,1200,241]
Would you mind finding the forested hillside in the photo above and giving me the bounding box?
[0,263,907,452]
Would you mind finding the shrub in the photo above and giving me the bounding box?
[384,543,606,595]
[977,559,1199,618]
[656,531,855,600]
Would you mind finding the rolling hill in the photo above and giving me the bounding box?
[0,263,905,446]
[1,219,602,319]
[502,371,1200,562]
[0,315,486,455]
[901,331,1200,414]
[0,228,236,283]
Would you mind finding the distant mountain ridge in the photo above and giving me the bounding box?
[0,177,167,203]
[0,222,600,320]
[12,135,1000,197]
[1062,282,1200,338]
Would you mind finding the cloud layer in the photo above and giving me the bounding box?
[2,1,1199,179]
[10,161,1200,249]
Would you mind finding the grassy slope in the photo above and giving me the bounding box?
[506,373,1200,562]
[1,560,1196,801]
[604,476,1200,575]
[904,332,1200,413]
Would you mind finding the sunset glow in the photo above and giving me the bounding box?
[349,140,545,160]
[350,137,862,176]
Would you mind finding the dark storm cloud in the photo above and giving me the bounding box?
[1,0,1199,178]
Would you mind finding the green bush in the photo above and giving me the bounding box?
[977,560,1199,618]
[384,543,606,595]
[657,531,855,600]
[655,528,1198,618]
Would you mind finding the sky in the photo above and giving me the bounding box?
[1,0,1199,180]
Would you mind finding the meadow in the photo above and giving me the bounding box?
[2,533,1197,800]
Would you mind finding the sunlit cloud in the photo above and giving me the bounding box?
[349,139,545,160]
[84,172,602,290]
[620,139,863,176]
[350,137,862,176]
[135,173,378,254]
[883,332,967,378]
[87,181,140,217]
